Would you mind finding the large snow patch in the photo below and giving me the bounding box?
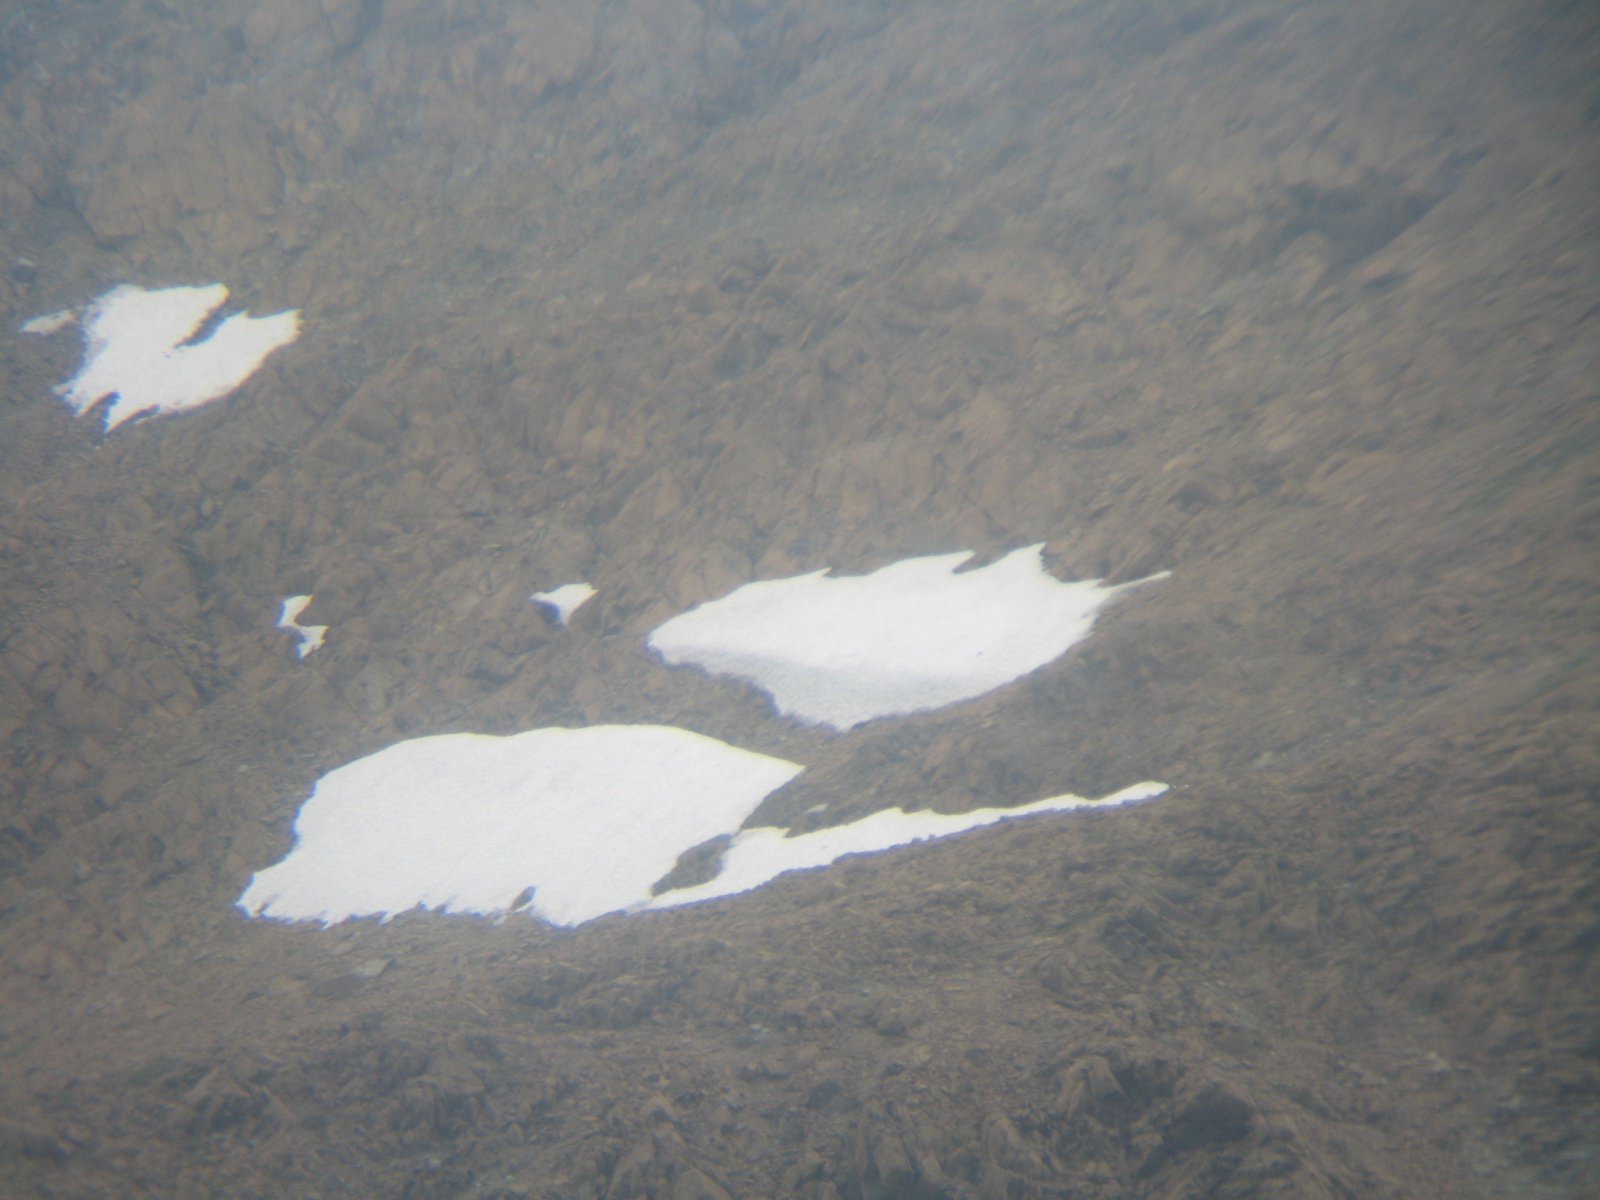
[649,545,1164,729]
[237,725,802,927]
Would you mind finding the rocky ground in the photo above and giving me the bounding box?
[0,1,1595,1197]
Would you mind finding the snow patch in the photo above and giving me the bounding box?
[278,595,327,659]
[649,545,1165,729]
[236,725,804,928]
[21,308,78,336]
[650,781,1169,911]
[44,283,300,431]
[531,582,596,626]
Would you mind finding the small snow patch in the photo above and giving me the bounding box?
[21,308,78,336]
[531,582,596,626]
[278,595,327,659]
[45,283,300,431]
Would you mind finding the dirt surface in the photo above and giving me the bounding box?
[1,1,1596,1197]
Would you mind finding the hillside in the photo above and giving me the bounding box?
[1,2,1595,1196]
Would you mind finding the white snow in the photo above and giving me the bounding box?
[235,717,1168,928]
[648,545,1166,730]
[531,582,596,626]
[236,725,804,928]
[650,781,1169,911]
[238,547,1173,931]
[49,283,300,431]
[21,308,78,335]
[278,595,327,659]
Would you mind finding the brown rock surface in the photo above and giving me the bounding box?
[0,1,1595,1197]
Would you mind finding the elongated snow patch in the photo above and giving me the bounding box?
[649,545,1165,730]
[237,726,803,928]
[43,283,300,431]
[649,781,1169,911]
[21,308,77,335]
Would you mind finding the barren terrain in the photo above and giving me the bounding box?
[1,2,1595,1197]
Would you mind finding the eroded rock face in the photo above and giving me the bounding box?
[0,0,1596,1197]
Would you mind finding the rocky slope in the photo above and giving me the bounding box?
[0,1,1595,1196]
